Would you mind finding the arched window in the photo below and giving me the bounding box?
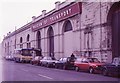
[27,34,30,42]
[20,37,23,43]
[36,31,41,49]
[7,42,9,55]
[5,43,6,52]
[27,34,31,48]
[64,20,72,32]
[20,37,23,48]
[47,26,54,57]
[15,39,16,49]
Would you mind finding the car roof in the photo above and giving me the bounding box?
[113,57,120,61]
[114,57,120,59]
[14,48,40,51]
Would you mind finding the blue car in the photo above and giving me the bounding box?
[101,57,120,77]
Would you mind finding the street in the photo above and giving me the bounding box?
[1,59,120,81]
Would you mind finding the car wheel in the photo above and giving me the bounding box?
[46,63,49,68]
[21,60,24,63]
[63,65,67,70]
[37,62,40,66]
[14,58,17,62]
[55,65,58,69]
[102,69,108,76]
[31,62,33,65]
[18,58,21,63]
[41,63,43,66]
[39,62,41,66]
[89,67,94,74]
[75,66,80,72]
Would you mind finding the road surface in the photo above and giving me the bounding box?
[1,59,120,82]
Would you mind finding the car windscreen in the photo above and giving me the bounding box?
[88,58,100,63]
[43,57,52,60]
[21,50,32,56]
[112,58,120,65]
[15,50,22,55]
[35,50,41,56]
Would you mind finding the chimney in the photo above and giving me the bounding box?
[32,16,36,21]
[7,32,11,35]
[42,10,46,17]
[55,1,60,10]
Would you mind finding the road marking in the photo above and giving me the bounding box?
[21,69,29,72]
[54,69,64,71]
[38,74,53,80]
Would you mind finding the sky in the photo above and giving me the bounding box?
[0,0,119,43]
[0,0,66,43]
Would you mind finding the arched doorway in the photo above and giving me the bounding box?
[47,26,54,57]
[36,31,41,49]
[107,2,120,58]
[63,20,73,57]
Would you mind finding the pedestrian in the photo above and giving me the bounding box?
[71,53,75,58]
[70,53,76,62]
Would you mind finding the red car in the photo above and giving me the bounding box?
[74,57,104,74]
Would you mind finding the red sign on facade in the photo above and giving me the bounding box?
[32,2,82,31]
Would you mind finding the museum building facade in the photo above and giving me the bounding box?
[2,0,120,62]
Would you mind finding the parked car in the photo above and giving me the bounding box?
[31,56,43,65]
[55,57,76,70]
[40,56,57,67]
[101,57,120,77]
[5,56,9,60]
[74,57,104,73]
[5,56,14,61]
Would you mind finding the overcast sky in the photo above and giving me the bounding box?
[0,0,119,43]
[0,0,66,43]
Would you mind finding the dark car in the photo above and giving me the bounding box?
[31,56,43,65]
[40,56,57,67]
[101,57,120,77]
[55,57,76,70]
[74,57,104,73]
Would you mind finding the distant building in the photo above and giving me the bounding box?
[2,0,120,63]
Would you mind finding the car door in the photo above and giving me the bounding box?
[41,57,48,65]
[109,58,120,73]
[80,58,89,70]
[74,58,83,67]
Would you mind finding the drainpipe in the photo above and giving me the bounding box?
[100,1,103,62]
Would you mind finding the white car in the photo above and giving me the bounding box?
[40,56,57,67]
[5,56,14,60]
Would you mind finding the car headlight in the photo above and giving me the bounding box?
[95,65,99,67]
[95,65,101,68]
[95,65,98,67]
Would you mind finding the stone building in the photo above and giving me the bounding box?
[2,0,120,63]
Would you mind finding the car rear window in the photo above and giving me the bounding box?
[76,58,83,62]
[88,58,100,63]
[63,58,67,61]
